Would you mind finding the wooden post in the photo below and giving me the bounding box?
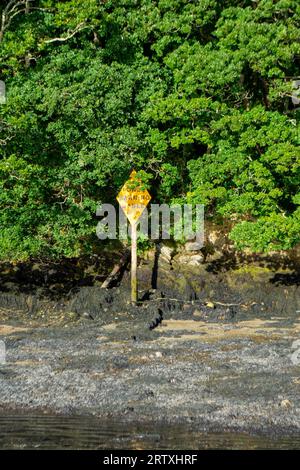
[100,250,130,289]
[131,222,137,304]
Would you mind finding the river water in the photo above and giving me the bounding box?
[0,414,300,449]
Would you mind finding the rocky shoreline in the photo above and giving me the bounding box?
[0,247,300,441]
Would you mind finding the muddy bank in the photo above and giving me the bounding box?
[1,308,300,437]
[0,249,300,439]
[0,246,299,321]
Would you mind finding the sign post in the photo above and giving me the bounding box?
[117,170,151,304]
[131,221,138,304]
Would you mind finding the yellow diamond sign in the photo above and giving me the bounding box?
[117,170,151,225]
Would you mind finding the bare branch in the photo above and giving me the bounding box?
[43,22,89,44]
[0,118,15,146]
[0,0,50,42]
[3,8,27,33]
[0,132,14,146]
[3,0,22,15]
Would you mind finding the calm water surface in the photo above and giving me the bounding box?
[0,415,300,450]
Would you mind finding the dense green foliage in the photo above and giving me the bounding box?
[0,0,299,260]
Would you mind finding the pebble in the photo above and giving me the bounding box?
[82,312,94,320]
[280,399,292,409]
[193,309,203,317]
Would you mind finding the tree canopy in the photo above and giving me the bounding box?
[0,0,299,260]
